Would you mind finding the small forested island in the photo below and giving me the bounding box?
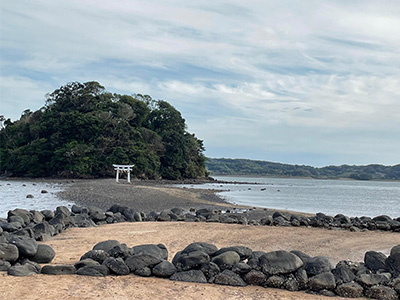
[0,81,207,179]
[206,158,400,180]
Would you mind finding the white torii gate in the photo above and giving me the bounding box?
[113,164,134,183]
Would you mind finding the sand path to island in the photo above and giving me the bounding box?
[1,221,399,300]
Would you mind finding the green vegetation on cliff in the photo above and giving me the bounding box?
[0,81,207,179]
[206,158,400,180]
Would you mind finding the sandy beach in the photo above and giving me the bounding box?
[1,179,400,300]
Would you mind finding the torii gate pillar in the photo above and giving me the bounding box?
[113,164,134,183]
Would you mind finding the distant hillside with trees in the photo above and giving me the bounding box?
[206,158,400,180]
[0,81,207,179]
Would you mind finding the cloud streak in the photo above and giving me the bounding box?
[1,0,399,166]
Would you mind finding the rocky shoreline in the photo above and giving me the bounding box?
[1,203,400,299]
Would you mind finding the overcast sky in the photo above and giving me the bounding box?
[1,1,399,166]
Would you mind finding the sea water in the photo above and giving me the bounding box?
[0,180,75,218]
[178,176,400,218]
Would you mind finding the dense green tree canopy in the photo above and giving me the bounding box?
[0,81,207,179]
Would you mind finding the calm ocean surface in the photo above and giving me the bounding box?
[0,180,74,218]
[179,176,400,218]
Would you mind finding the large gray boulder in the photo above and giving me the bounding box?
[365,251,387,272]
[214,269,247,287]
[152,261,177,277]
[132,244,168,260]
[29,244,55,263]
[211,251,240,270]
[170,270,207,283]
[173,250,210,271]
[0,243,19,263]
[259,250,303,275]
[10,236,38,257]
[213,246,252,260]
[336,282,364,298]
[308,272,336,291]
[102,257,130,275]
[332,264,356,284]
[365,285,398,300]
[108,243,132,259]
[304,256,333,276]
[80,250,110,264]
[8,262,39,276]
[93,240,120,252]
[41,264,76,275]
[76,265,110,276]
[386,246,400,277]
[244,269,267,286]
[199,262,220,282]
[125,254,162,273]
[75,258,100,269]
[0,260,11,271]
[181,242,218,256]
[357,273,390,286]
[8,209,32,225]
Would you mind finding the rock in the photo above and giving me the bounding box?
[157,210,172,221]
[365,251,387,272]
[196,208,214,219]
[41,190,48,193]
[232,262,252,274]
[372,215,393,222]
[108,204,128,214]
[334,214,351,225]
[71,205,84,214]
[214,269,247,286]
[32,222,56,240]
[283,276,300,291]
[211,251,240,270]
[199,262,220,282]
[80,250,110,264]
[90,211,107,223]
[71,214,97,228]
[265,275,285,288]
[308,272,336,291]
[93,240,121,252]
[259,250,303,275]
[173,250,210,271]
[386,251,400,277]
[8,209,32,225]
[41,210,55,220]
[41,264,76,275]
[55,206,71,217]
[365,285,398,300]
[102,257,130,275]
[8,263,39,276]
[29,244,55,263]
[332,264,356,284]
[152,261,177,277]
[244,269,267,286]
[0,222,22,232]
[390,244,400,256]
[170,270,207,283]
[134,266,152,276]
[10,236,38,257]
[74,258,100,269]
[30,210,44,223]
[294,268,308,289]
[108,243,133,259]
[26,194,34,198]
[132,244,168,260]
[304,256,334,276]
[290,250,311,264]
[0,260,11,271]
[76,265,110,276]
[181,242,218,256]
[8,215,25,226]
[336,282,364,298]
[125,254,162,272]
[0,243,19,263]
[214,246,252,260]
[357,273,390,286]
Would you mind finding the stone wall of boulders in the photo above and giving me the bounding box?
[1,204,399,299]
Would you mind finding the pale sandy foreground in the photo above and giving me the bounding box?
[1,222,399,300]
